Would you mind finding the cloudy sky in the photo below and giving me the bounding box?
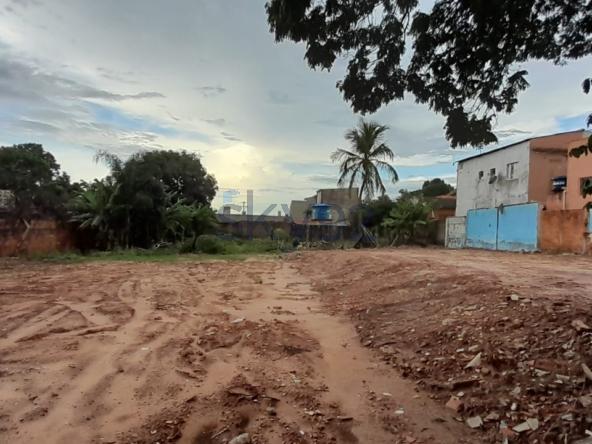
[1,0,591,213]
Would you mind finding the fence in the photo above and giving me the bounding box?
[450,203,591,254]
[539,209,591,254]
[465,203,539,252]
[0,218,74,256]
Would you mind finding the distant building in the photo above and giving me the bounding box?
[289,188,360,226]
[455,129,590,216]
[431,193,456,220]
[431,193,456,245]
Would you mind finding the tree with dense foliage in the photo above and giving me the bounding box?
[117,150,217,206]
[421,178,454,198]
[266,0,591,147]
[0,144,76,220]
[360,195,395,229]
[110,150,217,247]
[69,149,218,249]
[69,178,119,249]
[382,197,432,245]
[331,120,398,200]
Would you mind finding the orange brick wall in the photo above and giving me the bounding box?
[0,219,74,256]
[539,209,591,254]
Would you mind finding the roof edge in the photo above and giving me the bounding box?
[456,129,586,164]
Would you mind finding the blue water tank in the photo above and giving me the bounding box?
[311,204,332,221]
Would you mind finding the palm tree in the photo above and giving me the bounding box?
[69,179,118,248]
[331,120,399,201]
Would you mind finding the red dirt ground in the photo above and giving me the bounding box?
[1,248,592,443]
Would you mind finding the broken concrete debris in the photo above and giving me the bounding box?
[466,415,483,429]
[464,352,482,369]
[583,363,592,382]
[445,396,463,413]
[579,395,592,408]
[484,412,499,422]
[572,319,592,332]
[229,433,251,444]
[513,418,539,433]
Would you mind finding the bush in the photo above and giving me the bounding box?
[222,238,279,254]
[180,236,291,256]
[178,240,196,254]
[271,228,290,242]
[194,235,225,254]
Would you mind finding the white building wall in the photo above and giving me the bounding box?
[455,141,531,216]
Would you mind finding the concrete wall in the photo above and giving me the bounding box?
[290,223,352,243]
[539,209,590,254]
[289,200,310,224]
[456,141,530,216]
[217,220,291,239]
[565,139,592,210]
[435,219,446,245]
[445,216,466,248]
[530,148,568,210]
[0,219,74,256]
[497,203,539,252]
[466,208,498,249]
[529,131,587,150]
[316,188,360,223]
[290,188,360,225]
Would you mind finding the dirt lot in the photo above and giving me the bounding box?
[1,248,592,444]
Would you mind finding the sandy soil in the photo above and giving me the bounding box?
[1,248,591,443]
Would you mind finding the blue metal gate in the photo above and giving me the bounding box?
[466,203,539,252]
[497,203,539,251]
[466,208,497,249]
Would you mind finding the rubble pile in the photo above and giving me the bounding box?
[305,253,592,443]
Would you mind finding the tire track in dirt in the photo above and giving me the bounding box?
[204,261,469,444]
[1,258,472,443]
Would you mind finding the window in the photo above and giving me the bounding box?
[506,162,518,179]
[478,171,484,180]
[488,168,497,184]
[581,177,592,195]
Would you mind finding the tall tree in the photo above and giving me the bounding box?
[331,120,399,200]
[0,143,74,220]
[266,0,592,147]
[421,178,454,198]
[113,150,218,247]
[69,149,219,249]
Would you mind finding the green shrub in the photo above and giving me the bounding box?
[194,235,225,254]
[178,240,196,254]
[180,236,289,256]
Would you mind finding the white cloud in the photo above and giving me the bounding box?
[0,0,590,211]
[393,152,453,167]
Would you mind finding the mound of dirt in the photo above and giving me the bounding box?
[295,249,592,443]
